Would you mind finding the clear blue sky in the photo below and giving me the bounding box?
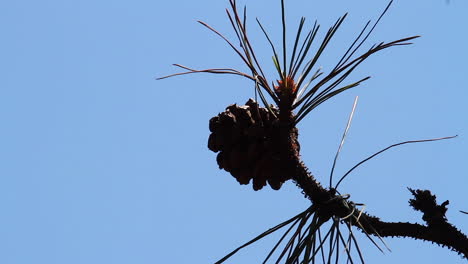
[1,0,467,263]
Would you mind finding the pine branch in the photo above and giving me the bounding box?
[159,0,467,260]
[289,152,468,258]
[208,100,467,259]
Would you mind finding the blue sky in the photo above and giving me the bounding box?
[1,0,467,263]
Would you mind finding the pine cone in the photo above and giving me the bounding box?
[208,99,300,190]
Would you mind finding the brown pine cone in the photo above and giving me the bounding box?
[208,99,300,190]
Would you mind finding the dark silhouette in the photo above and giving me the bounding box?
[160,0,467,262]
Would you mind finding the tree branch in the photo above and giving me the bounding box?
[208,100,468,258]
[290,153,468,258]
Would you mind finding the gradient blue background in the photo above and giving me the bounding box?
[1,0,467,263]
